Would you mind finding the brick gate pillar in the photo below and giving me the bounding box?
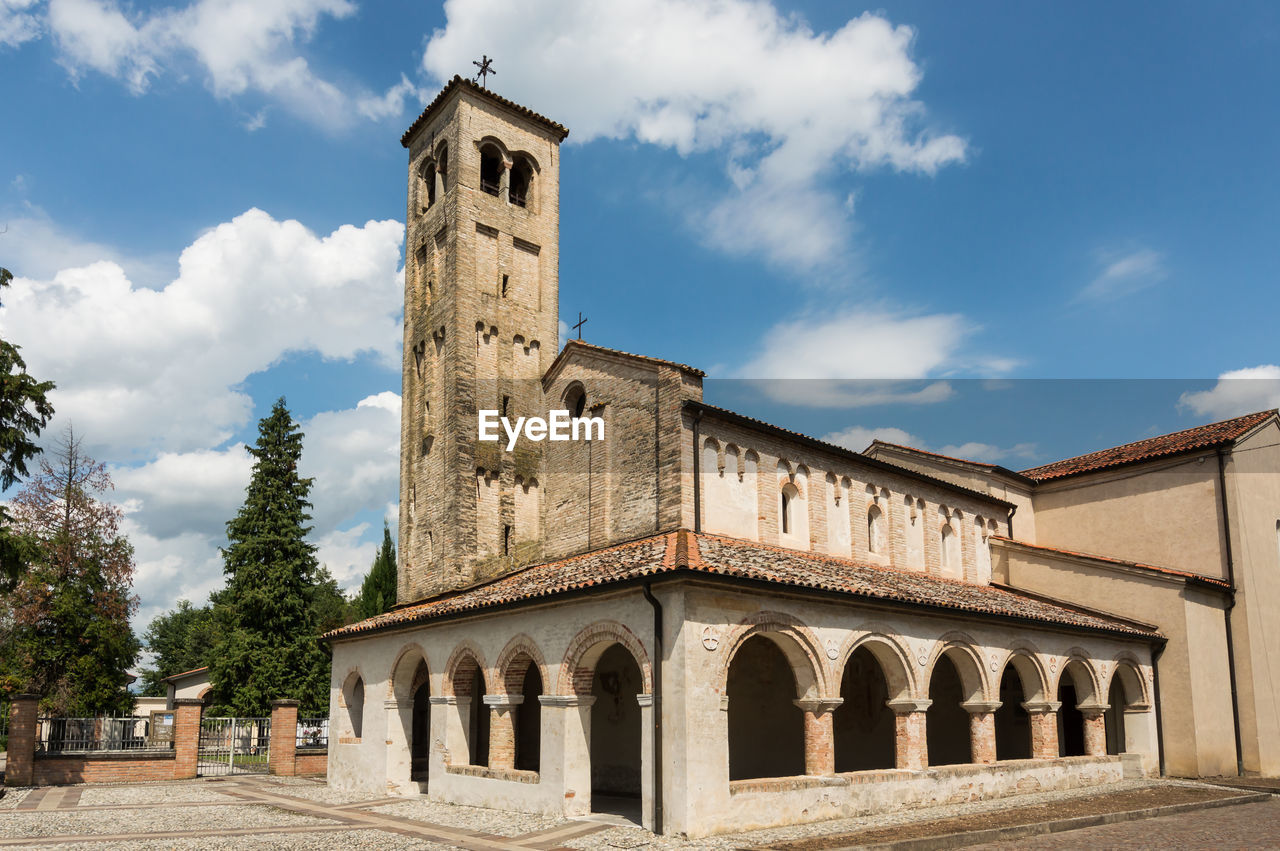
[484,694,522,770]
[1023,700,1061,759]
[1079,705,1109,757]
[962,700,1001,764]
[172,698,205,780]
[794,698,842,776]
[887,698,931,771]
[4,694,39,787]
[269,699,300,776]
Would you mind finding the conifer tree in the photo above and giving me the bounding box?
[209,398,329,715]
[354,522,396,620]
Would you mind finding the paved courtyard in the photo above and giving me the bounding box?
[0,776,1273,849]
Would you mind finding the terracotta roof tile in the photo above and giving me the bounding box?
[1020,410,1275,482]
[401,76,570,148]
[325,531,1158,641]
[545,339,706,380]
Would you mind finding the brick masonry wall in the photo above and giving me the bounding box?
[33,754,177,785]
[269,700,300,777]
[294,751,328,776]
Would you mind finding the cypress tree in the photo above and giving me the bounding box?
[209,398,328,715]
[355,522,397,620]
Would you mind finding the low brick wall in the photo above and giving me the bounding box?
[34,752,176,785]
[294,750,328,777]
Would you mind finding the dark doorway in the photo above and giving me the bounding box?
[727,636,804,779]
[994,666,1031,760]
[410,674,431,782]
[1058,683,1085,757]
[590,643,643,823]
[1106,677,1127,755]
[469,670,490,766]
[926,655,972,766]
[515,664,542,772]
[833,647,894,771]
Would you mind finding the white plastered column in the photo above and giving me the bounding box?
[428,695,466,798]
[539,695,596,817]
[384,699,413,794]
[637,693,655,832]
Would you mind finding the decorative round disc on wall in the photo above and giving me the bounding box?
[826,640,839,660]
[701,626,719,651]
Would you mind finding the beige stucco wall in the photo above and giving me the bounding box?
[1224,422,1280,775]
[995,541,1235,777]
[1031,456,1227,580]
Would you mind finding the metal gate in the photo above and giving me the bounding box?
[197,716,270,776]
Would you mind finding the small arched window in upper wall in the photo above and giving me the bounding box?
[480,146,503,197]
[421,162,437,208]
[436,145,449,193]
[510,158,533,208]
[564,383,587,419]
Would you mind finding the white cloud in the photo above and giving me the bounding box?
[0,0,42,47]
[357,73,425,122]
[301,392,401,535]
[1180,365,1280,420]
[822,426,1037,465]
[935,441,1038,465]
[315,523,376,591]
[823,425,923,452]
[1,208,404,459]
[422,0,965,270]
[1077,247,1166,302]
[113,445,252,539]
[0,206,168,284]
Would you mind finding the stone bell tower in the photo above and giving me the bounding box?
[398,77,568,602]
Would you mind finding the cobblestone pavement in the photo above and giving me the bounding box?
[979,797,1280,849]
[0,777,1271,849]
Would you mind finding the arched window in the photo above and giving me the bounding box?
[510,157,533,208]
[564,383,587,419]
[728,636,805,779]
[480,145,503,197]
[780,485,795,534]
[436,144,448,194]
[342,674,365,740]
[867,504,885,554]
[421,162,436,208]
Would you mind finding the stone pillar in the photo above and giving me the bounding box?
[484,694,523,770]
[539,695,595,817]
[268,699,300,776]
[1023,701,1061,760]
[962,700,1001,765]
[429,695,467,768]
[636,693,655,833]
[794,698,842,776]
[5,694,39,787]
[887,698,931,771]
[384,698,413,793]
[171,698,205,780]
[1080,704,1109,757]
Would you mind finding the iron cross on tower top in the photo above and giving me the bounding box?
[572,312,588,340]
[472,55,495,87]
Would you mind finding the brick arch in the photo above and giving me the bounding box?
[996,647,1050,703]
[923,632,989,702]
[388,643,431,702]
[443,641,489,698]
[1054,650,1103,706]
[1106,653,1150,708]
[718,611,830,700]
[834,627,915,700]
[494,634,549,697]
[556,621,653,696]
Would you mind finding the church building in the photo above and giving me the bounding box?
[324,78,1280,838]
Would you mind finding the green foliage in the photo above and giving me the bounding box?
[208,398,330,716]
[354,522,397,620]
[310,564,354,635]
[1,428,139,715]
[138,599,219,697]
[0,266,56,591]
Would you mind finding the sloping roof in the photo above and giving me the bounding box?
[992,537,1232,591]
[160,666,209,683]
[1020,410,1276,482]
[544,339,706,383]
[401,76,570,148]
[687,401,1014,510]
[868,441,1037,486]
[325,530,1159,641]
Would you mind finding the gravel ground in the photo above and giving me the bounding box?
[0,788,29,810]
[0,803,332,839]
[77,780,237,806]
[370,797,568,836]
[43,830,454,850]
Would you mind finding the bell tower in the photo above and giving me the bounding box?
[398,77,568,602]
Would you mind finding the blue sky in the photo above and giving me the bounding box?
[3,0,1279,629]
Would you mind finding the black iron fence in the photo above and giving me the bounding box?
[36,716,172,753]
[296,717,328,749]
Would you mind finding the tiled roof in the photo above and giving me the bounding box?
[545,339,707,380]
[991,537,1232,590]
[401,76,570,148]
[160,666,209,683]
[868,441,1036,485]
[1020,410,1275,482]
[325,530,1159,641]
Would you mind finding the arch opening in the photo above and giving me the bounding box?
[728,635,805,780]
[833,646,895,772]
[1056,661,1094,758]
[342,673,365,740]
[480,146,503,197]
[995,665,1031,760]
[926,654,973,766]
[510,158,533,207]
[590,643,644,811]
